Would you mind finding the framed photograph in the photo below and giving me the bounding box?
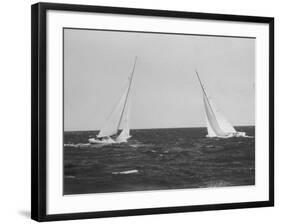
[31,2,274,222]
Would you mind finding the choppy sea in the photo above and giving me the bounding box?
[64,126,255,195]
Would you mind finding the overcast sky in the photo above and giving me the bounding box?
[64,28,255,131]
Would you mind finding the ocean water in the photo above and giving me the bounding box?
[64,126,255,195]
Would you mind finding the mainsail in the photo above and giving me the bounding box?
[97,57,137,141]
[196,70,237,137]
[116,100,131,142]
[96,86,129,138]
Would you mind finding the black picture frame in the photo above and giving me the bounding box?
[31,2,274,222]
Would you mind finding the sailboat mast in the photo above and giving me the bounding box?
[116,56,137,131]
[195,70,212,104]
[195,70,207,96]
[195,70,220,127]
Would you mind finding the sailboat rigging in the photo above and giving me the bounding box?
[195,70,247,138]
[88,57,137,144]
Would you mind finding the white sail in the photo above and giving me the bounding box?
[207,97,236,133]
[196,71,237,137]
[116,100,131,143]
[96,57,137,140]
[203,92,236,137]
[97,85,129,138]
[204,102,217,137]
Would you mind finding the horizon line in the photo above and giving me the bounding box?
[64,124,255,132]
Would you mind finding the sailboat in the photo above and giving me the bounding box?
[88,57,137,144]
[195,70,246,138]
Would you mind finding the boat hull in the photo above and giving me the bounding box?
[207,132,247,138]
[88,137,115,144]
[88,136,132,144]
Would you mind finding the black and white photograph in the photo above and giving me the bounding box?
[63,28,255,195]
[30,2,274,222]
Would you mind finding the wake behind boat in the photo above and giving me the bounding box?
[195,70,247,138]
[88,57,137,144]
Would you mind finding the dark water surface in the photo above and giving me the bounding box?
[64,126,255,195]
